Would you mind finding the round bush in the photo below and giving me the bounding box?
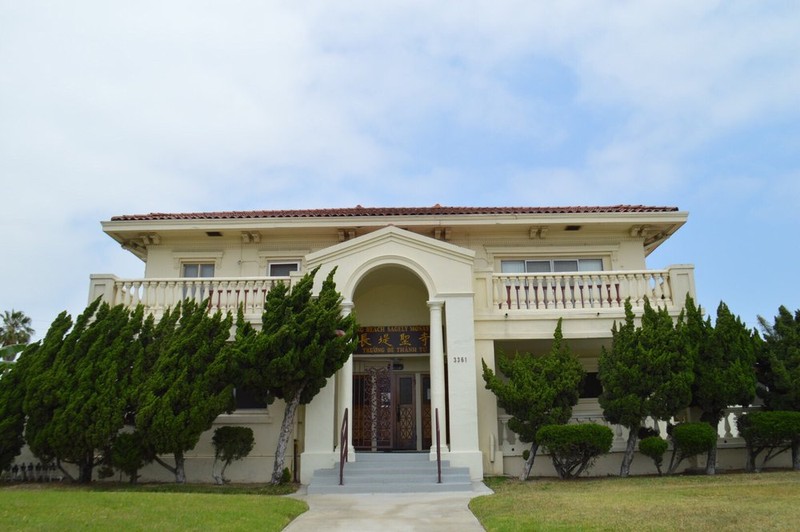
[672,422,716,459]
[737,411,800,447]
[537,423,613,479]
[639,436,668,473]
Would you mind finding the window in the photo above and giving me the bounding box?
[501,258,603,274]
[580,372,603,399]
[182,263,215,278]
[181,263,214,299]
[269,262,299,277]
[234,387,269,410]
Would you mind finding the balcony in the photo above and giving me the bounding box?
[491,265,694,313]
[88,274,293,318]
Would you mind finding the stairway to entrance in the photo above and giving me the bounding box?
[306,452,473,494]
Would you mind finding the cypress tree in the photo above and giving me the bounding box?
[482,319,584,480]
[21,301,142,482]
[237,267,358,484]
[0,355,28,470]
[689,298,757,474]
[599,298,693,477]
[756,306,800,469]
[135,299,235,483]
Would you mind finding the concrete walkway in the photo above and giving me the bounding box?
[284,483,492,531]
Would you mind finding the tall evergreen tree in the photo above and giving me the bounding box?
[236,267,357,484]
[599,298,693,477]
[22,300,142,482]
[135,299,235,483]
[0,355,27,470]
[482,319,584,480]
[757,306,800,412]
[756,306,800,469]
[687,298,757,474]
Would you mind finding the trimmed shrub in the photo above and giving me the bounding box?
[668,422,717,474]
[639,436,669,475]
[212,426,255,484]
[111,431,155,484]
[537,423,613,479]
[737,411,800,472]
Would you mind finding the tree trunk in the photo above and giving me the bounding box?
[272,388,303,484]
[56,459,75,483]
[519,442,539,481]
[619,425,638,477]
[174,451,186,483]
[792,439,799,471]
[78,452,94,483]
[744,443,756,473]
[212,458,222,485]
[705,442,718,475]
[220,461,230,484]
[153,455,178,478]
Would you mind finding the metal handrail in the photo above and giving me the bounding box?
[435,407,442,484]
[339,408,348,486]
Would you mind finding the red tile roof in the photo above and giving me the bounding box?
[110,205,679,221]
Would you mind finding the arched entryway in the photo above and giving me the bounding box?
[300,226,483,484]
[351,265,441,452]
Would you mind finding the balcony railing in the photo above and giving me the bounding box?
[492,269,676,311]
[89,275,292,317]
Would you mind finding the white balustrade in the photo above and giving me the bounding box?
[492,269,675,312]
[105,276,292,317]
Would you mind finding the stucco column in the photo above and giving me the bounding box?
[336,301,355,461]
[442,293,484,480]
[428,300,448,456]
[299,376,336,484]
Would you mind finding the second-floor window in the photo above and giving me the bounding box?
[268,262,299,277]
[182,263,215,278]
[501,258,603,274]
[181,263,215,299]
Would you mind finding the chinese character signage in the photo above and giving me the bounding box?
[355,325,431,355]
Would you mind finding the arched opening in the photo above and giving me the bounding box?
[350,265,437,451]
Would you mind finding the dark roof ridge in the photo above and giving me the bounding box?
[110,205,680,222]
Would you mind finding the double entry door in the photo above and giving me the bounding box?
[353,367,431,451]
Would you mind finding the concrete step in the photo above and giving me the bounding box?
[307,453,474,495]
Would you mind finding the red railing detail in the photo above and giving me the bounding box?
[339,408,348,486]
[435,407,442,484]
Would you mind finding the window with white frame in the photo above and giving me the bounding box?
[182,263,216,278]
[268,262,299,277]
[181,263,215,300]
[500,258,603,274]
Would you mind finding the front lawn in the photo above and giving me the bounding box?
[470,471,800,531]
[0,484,307,531]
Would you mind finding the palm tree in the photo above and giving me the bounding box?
[0,309,34,346]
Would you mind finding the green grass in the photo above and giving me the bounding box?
[0,484,307,531]
[470,471,800,531]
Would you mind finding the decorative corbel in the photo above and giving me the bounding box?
[240,231,261,243]
[529,226,549,239]
[433,227,451,241]
[338,229,357,242]
[139,233,161,246]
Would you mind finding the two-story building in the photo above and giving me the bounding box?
[89,205,698,483]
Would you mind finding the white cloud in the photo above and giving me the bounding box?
[1,1,798,332]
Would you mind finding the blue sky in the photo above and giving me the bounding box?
[1,1,798,338]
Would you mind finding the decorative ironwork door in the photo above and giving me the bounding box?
[353,367,393,450]
[353,369,426,451]
[395,375,416,450]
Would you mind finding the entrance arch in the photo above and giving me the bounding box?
[300,226,483,483]
[351,265,435,452]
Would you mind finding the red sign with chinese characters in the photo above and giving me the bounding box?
[355,325,431,355]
